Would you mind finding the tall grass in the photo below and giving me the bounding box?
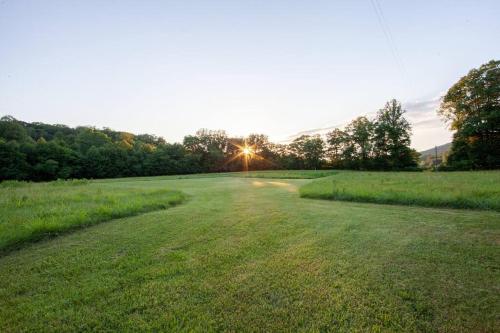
[299,171,500,211]
[0,180,185,253]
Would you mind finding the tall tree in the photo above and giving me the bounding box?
[289,135,325,169]
[345,116,374,168]
[439,60,500,169]
[373,99,417,169]
[326,128,348,166]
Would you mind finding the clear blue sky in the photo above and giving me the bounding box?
[1,0,499,150]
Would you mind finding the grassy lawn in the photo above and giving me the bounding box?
[300,170,500,211]
[0,172,499,331]
[0,180,184,253]
[95,169,338,182]
[228,170,339,179]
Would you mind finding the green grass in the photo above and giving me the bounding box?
[229,170,339,179]
[300,170,500,211]
[0,179,185,253]
[0,173,499,331]
[94,169,338,182]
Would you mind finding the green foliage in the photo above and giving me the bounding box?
[325,100,418,170]
[0,116,30,142]
[326,128,348,164]
[0,175,498,331]
[288,135,325,169]
[373,99,416,169]
[0,117,207,181]
[346,116,375,167]
[183,129,229,172]
[0,140,30,179]
[439,60,500,169]
[299,170,500,210]
[1,60,498,181]
[75,127,112,153]
[0,180,185,252]
[0,104,421,182]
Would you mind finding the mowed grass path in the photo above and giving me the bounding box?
[0,180,184,253]
[300,171,500,211]
[0,175,499,331]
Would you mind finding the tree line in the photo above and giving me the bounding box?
[1,59,498,181]
[0,99,418,181]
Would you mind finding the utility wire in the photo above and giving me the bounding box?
[370,0,410,87]
[284,1,413,142]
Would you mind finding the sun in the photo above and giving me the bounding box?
[225,142,262,172]
[242,147,253,156]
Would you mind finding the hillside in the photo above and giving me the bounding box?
[419,142,452,161]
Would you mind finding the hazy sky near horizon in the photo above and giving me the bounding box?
[1,1,499,150]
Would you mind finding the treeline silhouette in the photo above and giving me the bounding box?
[1,60,498,181]
[0,99,421,181]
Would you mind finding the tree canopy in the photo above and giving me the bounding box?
[439,60,500,169]
[0,98,421,181]
[325,100,418,170]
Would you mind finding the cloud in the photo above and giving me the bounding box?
[283,95,452,151]
[404,96,442,126]
[404,96,452,150]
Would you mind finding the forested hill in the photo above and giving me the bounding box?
[0,115,284,181]
[419,143,451,161]
[0,115,207,181]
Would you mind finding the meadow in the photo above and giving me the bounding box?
[300,171,500,211]
[0,180,184,253]
[229,170,339,179]
[98,170,340,182]
[0,171,499,332]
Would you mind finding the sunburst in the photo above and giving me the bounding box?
[225,141,277,171]
[224,142,257,171]
[241,146,253,157]
[235,143,255,172]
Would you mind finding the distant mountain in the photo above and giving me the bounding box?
[419,142,452,161]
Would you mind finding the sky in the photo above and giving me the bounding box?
[1,1,499,151]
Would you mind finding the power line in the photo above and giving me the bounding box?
[369,0,410,86]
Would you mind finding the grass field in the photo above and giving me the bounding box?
[300,171,500,211]
[97,170,339,182]
[229,170,339,179]
[0,180,184,253]
[0,171,499,331]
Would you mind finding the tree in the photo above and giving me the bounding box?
[0,139,30,180]
[183,129,228,172]
[302,136,325,169]
[373,99,417,169]
[33,140,79,180]
[439,60,500,169]
[245,134,277,170]
[75,128,111,153]
[289,135,325,169]
[345,117,374,169]
[326,128,348,167]
[0,116,30,142]
[117,132,135,150]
